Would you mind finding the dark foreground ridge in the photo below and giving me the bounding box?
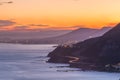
[48,23,120,72]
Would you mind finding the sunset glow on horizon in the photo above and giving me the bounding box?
[0,0,120,30]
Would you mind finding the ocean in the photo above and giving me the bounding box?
[0,43,119,80]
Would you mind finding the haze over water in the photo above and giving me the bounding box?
[0,44,119,80]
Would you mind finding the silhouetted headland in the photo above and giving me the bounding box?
[48,23,120,72]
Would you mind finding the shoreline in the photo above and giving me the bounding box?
[48,55,120,73]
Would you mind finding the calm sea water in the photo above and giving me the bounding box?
[0,43,119,80]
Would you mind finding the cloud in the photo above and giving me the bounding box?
[47,25,84,30]
[0,20,16,27]
[29,24,49,27]
[69,25,83,28]
[14,26,29,30]
[0,1,13,5]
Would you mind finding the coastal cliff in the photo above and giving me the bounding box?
[48,23,120,72]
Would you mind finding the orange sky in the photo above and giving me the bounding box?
[0,0,120,30]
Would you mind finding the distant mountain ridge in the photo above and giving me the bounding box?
[0,30,70,39]
[36,27,111,44]
[0,27,111,44]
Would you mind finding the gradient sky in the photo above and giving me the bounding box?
[0,0,120,30]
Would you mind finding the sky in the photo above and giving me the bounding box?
[0,0,120,30]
